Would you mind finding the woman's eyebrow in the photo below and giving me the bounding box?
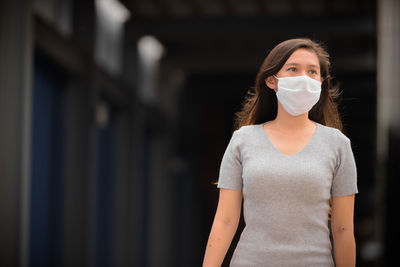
[284,62,319,68]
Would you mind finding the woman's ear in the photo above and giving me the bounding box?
[265,76,277,91]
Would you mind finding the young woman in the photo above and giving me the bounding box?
[202,38,358,267]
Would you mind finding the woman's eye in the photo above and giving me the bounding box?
[309,70,318,74]
[288,67,296,72]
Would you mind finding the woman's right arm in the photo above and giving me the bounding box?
[202,188,243,267]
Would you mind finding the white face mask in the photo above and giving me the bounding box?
[273,75,322,116]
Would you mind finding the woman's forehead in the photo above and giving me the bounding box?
[285,48,320,67]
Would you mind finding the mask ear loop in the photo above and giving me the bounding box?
[264,75,278,90]
[270,75,279,93]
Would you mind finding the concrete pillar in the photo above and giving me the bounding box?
[62,82,92,267]
[121,24,145,266]
[0,0,33,266]
[376,0,400,265]
[112,111,134,267]
[61,1,96,266]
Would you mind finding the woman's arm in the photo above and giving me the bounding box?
[330,194,356,267]
[202,188,242,267]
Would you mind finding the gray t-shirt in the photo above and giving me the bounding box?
[217,121,358,267]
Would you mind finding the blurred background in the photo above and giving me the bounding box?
[0,0,399,266]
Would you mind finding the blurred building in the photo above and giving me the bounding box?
[0,0,398,266]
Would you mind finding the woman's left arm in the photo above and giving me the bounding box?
[331,194,356,267]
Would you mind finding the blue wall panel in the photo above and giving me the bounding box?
[92,109,116,267]
[29,51,66,267]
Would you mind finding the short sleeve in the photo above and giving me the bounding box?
[217,130,243,190]
[331,137,359,197]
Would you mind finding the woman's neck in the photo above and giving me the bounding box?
[273,102,314,131]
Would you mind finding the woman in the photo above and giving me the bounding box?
[202,38,358,267]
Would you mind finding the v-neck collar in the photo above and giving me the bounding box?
[259,121,320,158]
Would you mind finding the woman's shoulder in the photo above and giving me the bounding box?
[317,123,351,145]
[233,123,261,136]
[229,124,261,145]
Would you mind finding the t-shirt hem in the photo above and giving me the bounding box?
[331,189,359,197]
[217,183,242,191]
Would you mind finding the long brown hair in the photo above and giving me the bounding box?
[234,38,342,131]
